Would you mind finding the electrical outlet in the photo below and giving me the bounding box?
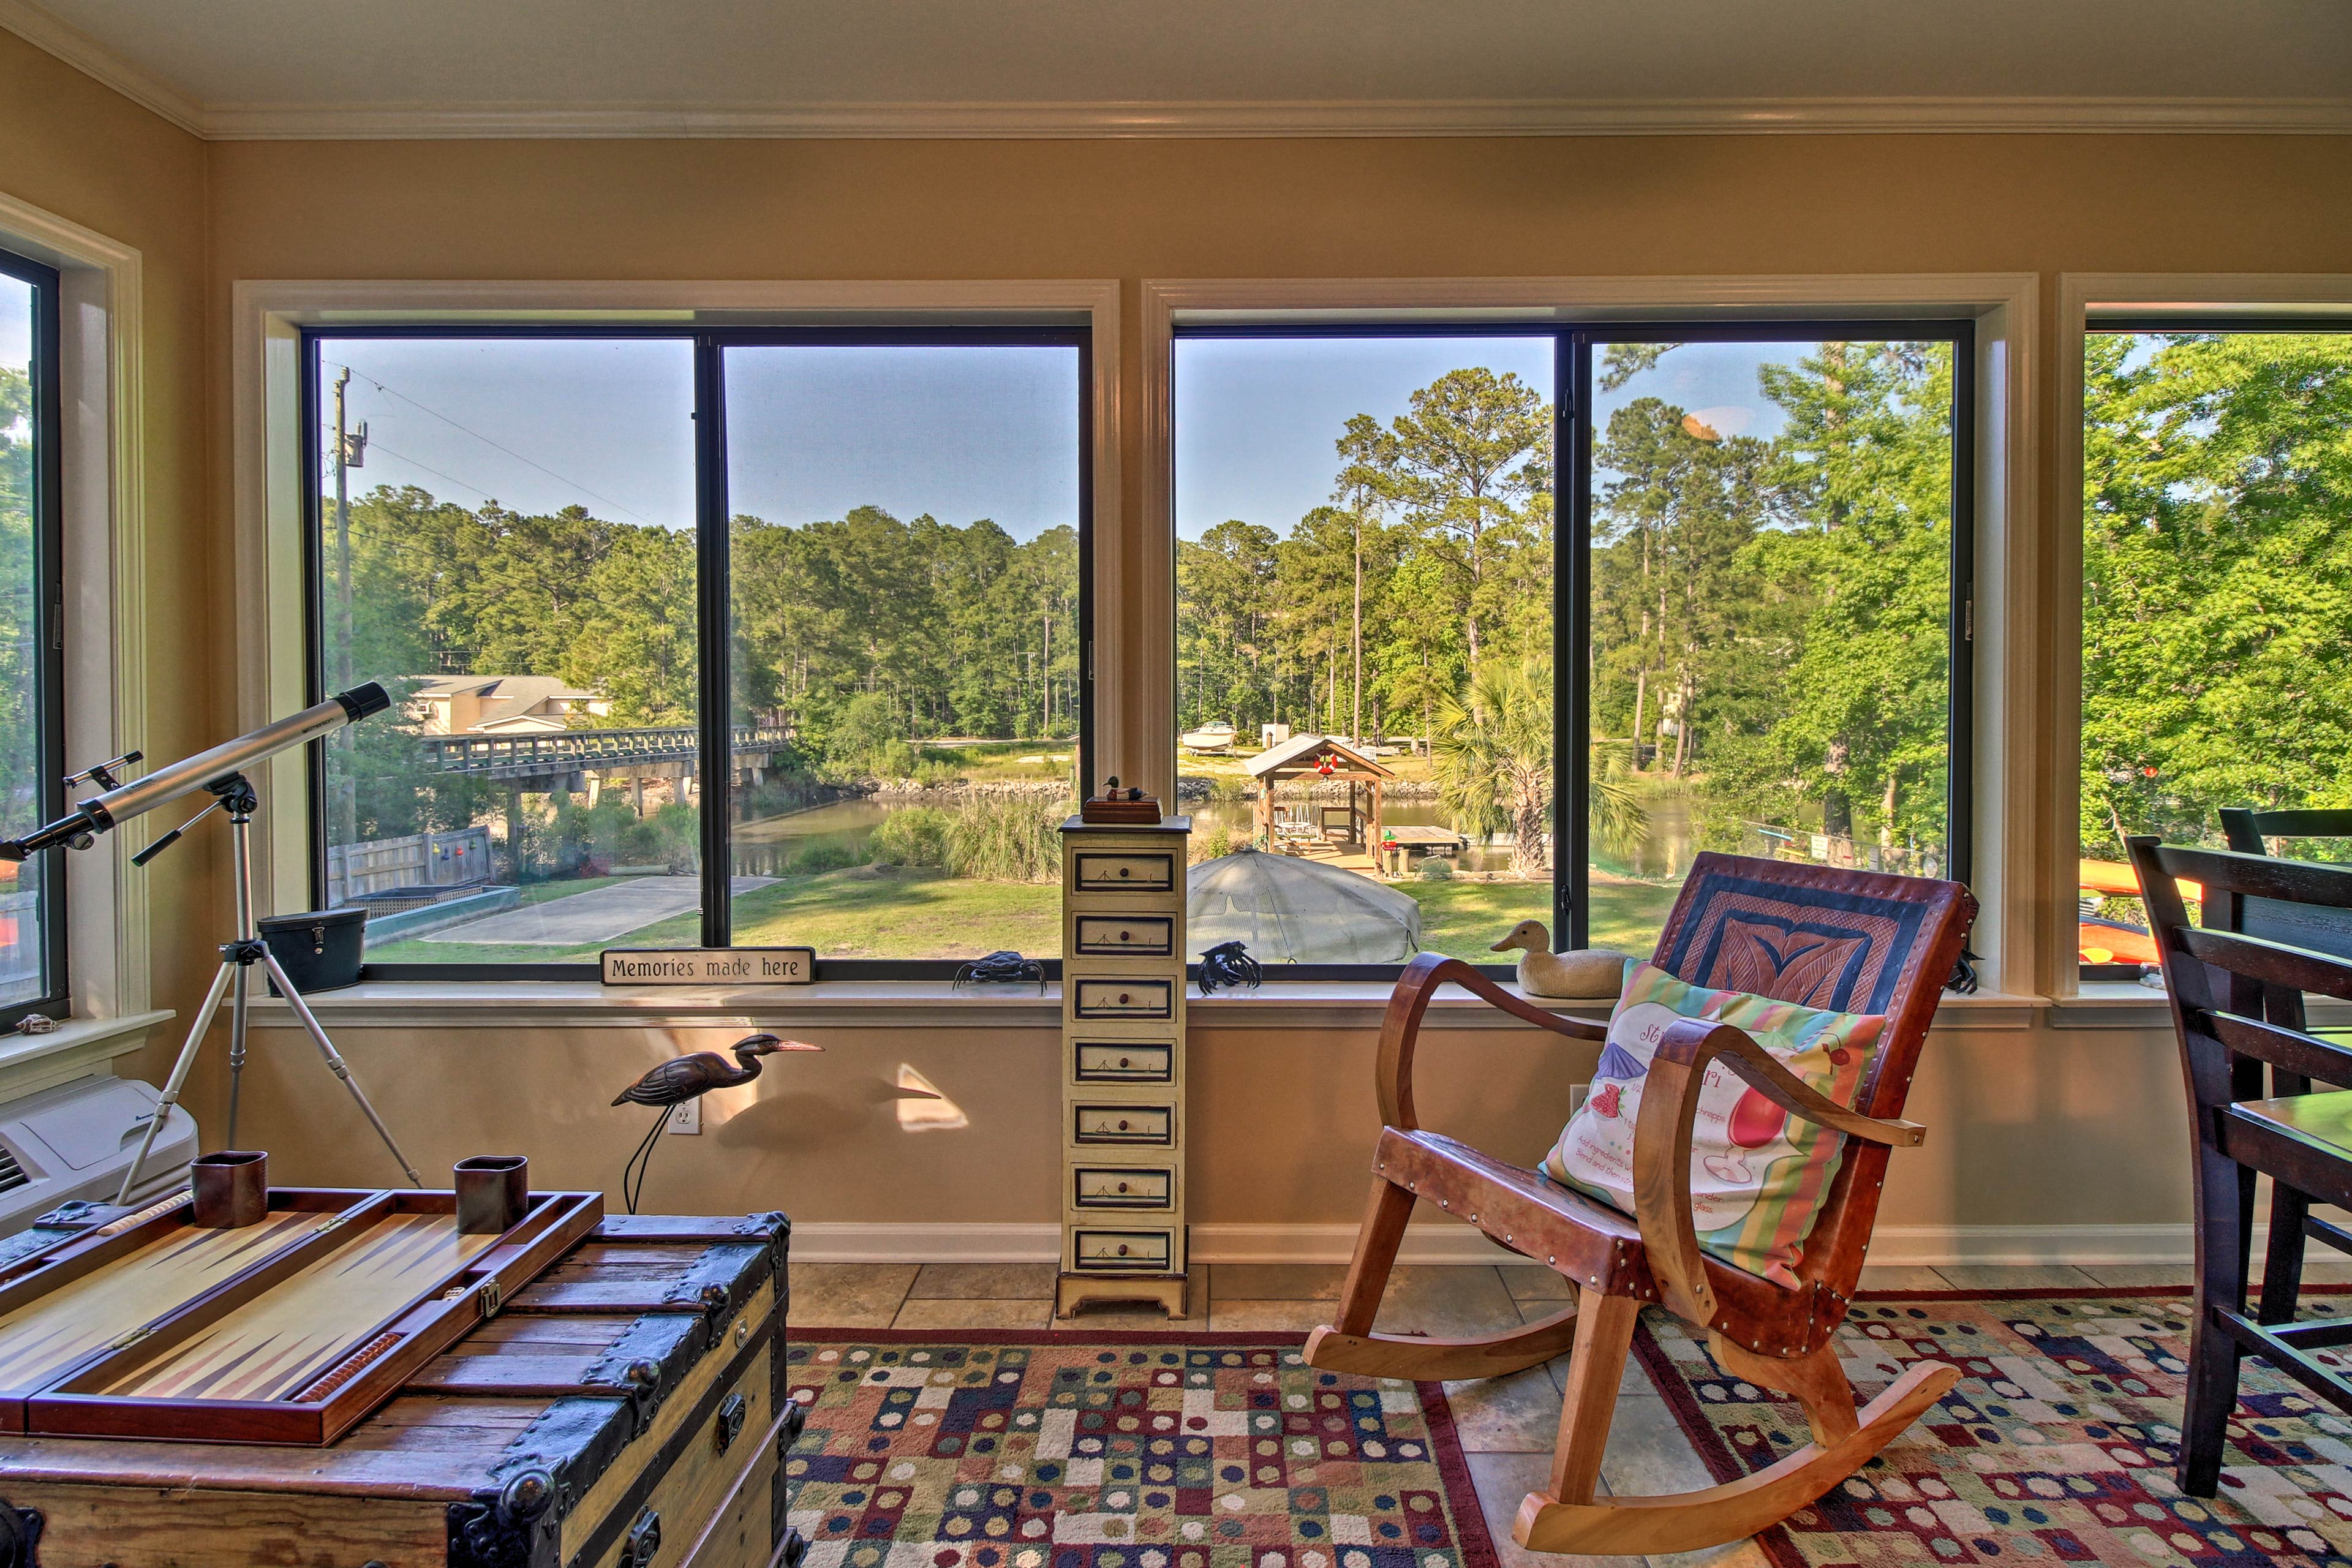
[666,1099,701,1136]
[1569,1082,1589,1115]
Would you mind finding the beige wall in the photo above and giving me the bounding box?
[0,34,214,1090]
[11,62,2348,1246]
[236,1011,2187,1254]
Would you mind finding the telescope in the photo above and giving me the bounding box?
[9,677,423,1197]
[1,682,390,861]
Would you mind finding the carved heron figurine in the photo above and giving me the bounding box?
[611,1032,821,1213]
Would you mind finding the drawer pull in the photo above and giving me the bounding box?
[716,1391,747,1454]
[624,1508,662,1568]
[1120,929,1131,940]
[1118,1056,1130,1068]
[1117,1118,1129,1131]
[1117,1181,1130,1193]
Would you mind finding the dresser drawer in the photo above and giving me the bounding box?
[1072,852,1177,892]
[1072,1040,1174,1084]
[1071,1164,1175,1210]
[1071,977,1175,1020]
[1073,1102,1175,1145]
[1073,913,1177,957]
[1069,1228,1174,1272]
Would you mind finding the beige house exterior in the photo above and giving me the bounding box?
[402,676,609,736]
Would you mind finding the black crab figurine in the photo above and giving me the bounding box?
[1197,939,1264,995]
[954,949,1047,994]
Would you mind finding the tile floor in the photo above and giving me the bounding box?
[789,1259,2352,1568]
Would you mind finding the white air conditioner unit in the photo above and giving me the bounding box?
[0,1074,197,1236]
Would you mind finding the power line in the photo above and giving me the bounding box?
[333,431,499,508]
[323,360,664,526]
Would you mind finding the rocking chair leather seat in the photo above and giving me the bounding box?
[1306,851,1975,1557]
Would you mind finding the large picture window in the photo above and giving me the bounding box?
[306,326,1088,976]
[2078,320,2352,976]
[1172,321,1972,971]
[0,248,64,1022]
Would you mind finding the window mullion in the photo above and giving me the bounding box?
[1559,330,1594,951]
[695,336,732,949]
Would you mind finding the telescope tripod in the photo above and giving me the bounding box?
[118,774,421,1202]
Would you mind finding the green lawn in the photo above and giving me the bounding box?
[730,868,1059,957]
[921,741,1075,785]
[366,866,1061,964]
[366,863,1675,967]
[1396,875,1678,960]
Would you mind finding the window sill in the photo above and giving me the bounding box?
[2052,981,2352,1031]
[0,1009,176,1102]
[247,980,2040,1031]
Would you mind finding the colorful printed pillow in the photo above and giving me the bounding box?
[1539,959,1887,1287]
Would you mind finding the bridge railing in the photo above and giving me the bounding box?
[418,725,789,776]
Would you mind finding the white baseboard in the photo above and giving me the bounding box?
[785,1220,2196,1268]
[1864,1223,2192,1267]
[790,1223,1062,1264]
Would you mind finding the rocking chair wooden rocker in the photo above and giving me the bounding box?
[1305,852,1975,1556]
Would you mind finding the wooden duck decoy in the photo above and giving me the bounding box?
[612,1033,821,1212]
[1489,920,1631,999]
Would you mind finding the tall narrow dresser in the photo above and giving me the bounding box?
[1055,813,1191,1319]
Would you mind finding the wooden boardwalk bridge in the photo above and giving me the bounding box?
[417,725,789,788]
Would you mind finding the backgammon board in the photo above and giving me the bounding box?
[0,1205,801,1568]
[0,1164,599,1446]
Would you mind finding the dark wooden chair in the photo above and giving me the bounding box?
[2212,809,2352,1322]
[1305,851,1974,1556]
[2129,835,2352,1494]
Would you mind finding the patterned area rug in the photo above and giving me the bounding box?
[782,1331,1497,1568]
[1635,1289,2352,1568]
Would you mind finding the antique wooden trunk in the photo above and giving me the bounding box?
[0,1210,804,1568]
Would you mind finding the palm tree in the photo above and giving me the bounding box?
[1433,660,1646,880]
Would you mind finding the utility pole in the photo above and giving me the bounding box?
[1351,511,1363,745]
[1041,600,1052,738]
[333,367,356,688]
[331,368,361,849]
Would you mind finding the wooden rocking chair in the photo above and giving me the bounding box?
[1305,852,1975,1556]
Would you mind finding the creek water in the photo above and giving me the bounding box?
[731,798,893,877]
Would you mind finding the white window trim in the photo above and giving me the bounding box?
[2053,271,2352,1008]
[230,279,1124,922]
[1140,276,2037,995]
[252,975,2040,1031]
[0,191,170,1074]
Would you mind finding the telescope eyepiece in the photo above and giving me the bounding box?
[333,682,391,723]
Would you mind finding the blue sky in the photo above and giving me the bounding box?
[1173,334,1809,540]
[308,331,1951,550]
[318,337,1080,541]
[0,277,27,375]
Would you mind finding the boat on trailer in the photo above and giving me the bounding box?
[1180,720,1237,753]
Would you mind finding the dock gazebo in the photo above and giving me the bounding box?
[1244,734,1394,857]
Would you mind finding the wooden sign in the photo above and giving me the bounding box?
[601,946,815,985]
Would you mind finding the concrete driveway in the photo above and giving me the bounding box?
[424,874,774,946]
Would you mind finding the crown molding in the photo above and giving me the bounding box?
[195,94,2352,141]
[2,4,2348,148]
[0,0,201,135]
